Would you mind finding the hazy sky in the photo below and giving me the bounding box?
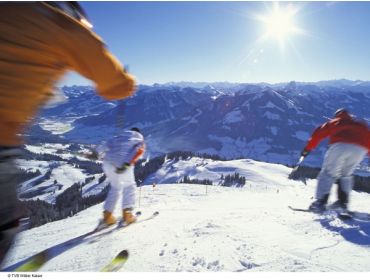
[61,1,370,86]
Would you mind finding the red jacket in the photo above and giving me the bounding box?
[305,111,370,155]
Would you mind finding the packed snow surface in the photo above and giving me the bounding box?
[3,158,370,272]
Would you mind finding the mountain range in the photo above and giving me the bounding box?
[32,79,370,168]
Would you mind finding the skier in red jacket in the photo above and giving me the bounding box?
[301,108,370,212]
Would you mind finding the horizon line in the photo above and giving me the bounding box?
[60,78,370,88]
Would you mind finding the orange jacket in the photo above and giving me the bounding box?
[0,2,136,146]
[304,112,370,155]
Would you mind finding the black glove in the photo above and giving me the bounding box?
[116,163,131,174]
[301,149,310,157]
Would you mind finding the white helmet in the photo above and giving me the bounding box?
[334,108,349,117]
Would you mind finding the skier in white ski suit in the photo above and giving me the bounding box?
[95,128,145,226]
[301,109,370,212]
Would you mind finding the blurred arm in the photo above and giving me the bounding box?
[62,22,136,100]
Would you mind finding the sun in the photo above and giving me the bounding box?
[265,9,295,40]
[257,3,301,47]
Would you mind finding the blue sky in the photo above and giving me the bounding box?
[62,1,370,86]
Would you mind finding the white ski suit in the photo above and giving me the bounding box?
[97,130,145,212]
[316,143,367,200]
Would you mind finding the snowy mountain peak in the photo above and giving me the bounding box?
[34,80,370,169]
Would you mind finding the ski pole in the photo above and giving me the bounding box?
[292,156,305,171]
[138,184,142,208]
[115,64,130,132]
[289,156,306,180]
[295,155,305,167]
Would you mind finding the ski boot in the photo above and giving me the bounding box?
[103,210,117,225]
[309,200,326,213]
[330,200,348,211]
[309,194,329,213]
[330,200,350,219]
[122,208,137,225]
[94,210,117,231]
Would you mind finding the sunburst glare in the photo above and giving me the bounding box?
[255,2,304,50]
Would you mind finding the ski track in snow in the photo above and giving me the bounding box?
[3,161,370,272]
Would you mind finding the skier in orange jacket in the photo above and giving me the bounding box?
[0,2,136,266]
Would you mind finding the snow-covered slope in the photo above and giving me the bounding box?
[144,157,294,187]
[17,144,107,203]
[4,159,370,272]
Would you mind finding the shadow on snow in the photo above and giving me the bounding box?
[318,212,370,246]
